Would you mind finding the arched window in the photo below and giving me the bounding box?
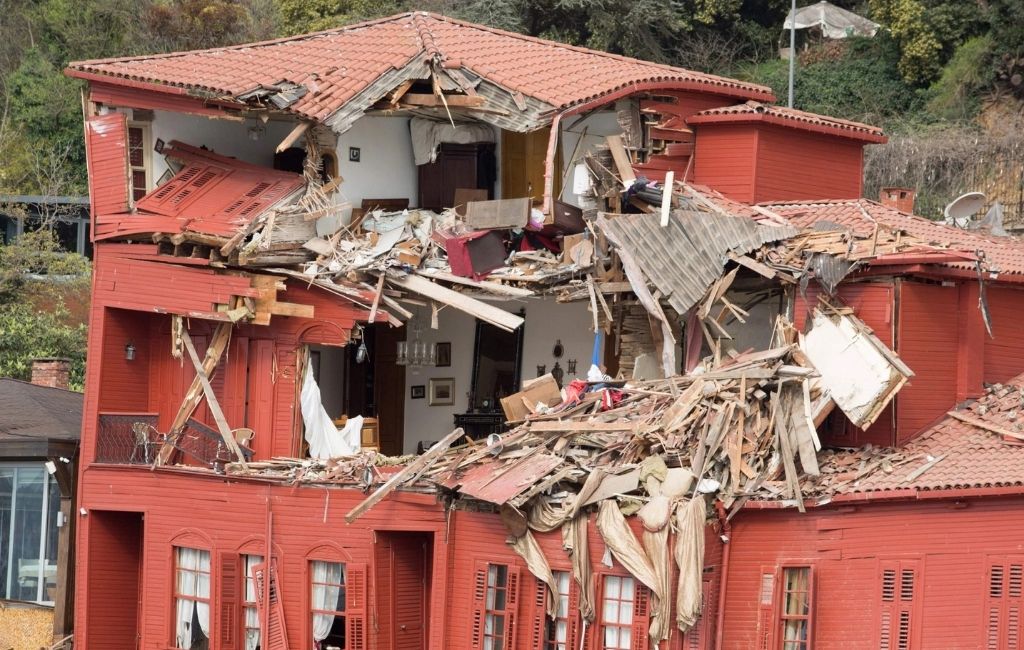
[169,531,213,649]
[321,151,339,184]
[306,543,365,650]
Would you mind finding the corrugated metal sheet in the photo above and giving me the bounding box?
[598,205,796,315]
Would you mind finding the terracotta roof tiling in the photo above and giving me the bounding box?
[66,12,774,124]
[765,198,1024,277]
[688,100,887,143]
[816,375,1024,495]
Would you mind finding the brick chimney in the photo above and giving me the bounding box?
[879,187,916,214]
[31,358,71,390]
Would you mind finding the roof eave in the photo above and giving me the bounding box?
[688,112,887,144]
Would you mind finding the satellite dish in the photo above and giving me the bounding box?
[944,191,986,228]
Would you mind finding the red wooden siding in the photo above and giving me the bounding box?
[634,91,736,182]
[723,498,1024,649]
[692,124,758,202]
[752,125,863,202]
[895,281,959,442]
[84,113,129,221]
[692,122,864,203]
[985,286,1024,385]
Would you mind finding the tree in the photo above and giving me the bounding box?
[0,230,90,389]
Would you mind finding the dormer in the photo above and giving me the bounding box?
[688,101,887,204]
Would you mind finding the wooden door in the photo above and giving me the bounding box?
[501,128,556,201]
[392,535,429,650]
[374,324,406,455]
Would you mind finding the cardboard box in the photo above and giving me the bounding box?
[500,373,562,422]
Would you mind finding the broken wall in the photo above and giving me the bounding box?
[558,110,623,208]
[402,296,594,453]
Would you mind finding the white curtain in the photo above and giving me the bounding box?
[174,548,211,649]
[302,362,360,458]
[311,560,344,643]
[244,555,263,650]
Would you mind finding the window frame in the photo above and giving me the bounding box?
[241,552,263,650]
[599,573,637,650]
[544,570,572,650]
[0,462,59,604]
[127,121,153,204]
[172,544,212,649]
[308,556,348,649]
[776,564,815,650]
[484,563,512,650]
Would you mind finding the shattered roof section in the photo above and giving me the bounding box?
[66,12,774,126]
[688,101,887,143]
[768,199,1024,277]
[598,205,796,315]
[815,376,1024,495]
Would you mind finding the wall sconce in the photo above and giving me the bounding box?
[567,359,577,375]
[124,342,136,361]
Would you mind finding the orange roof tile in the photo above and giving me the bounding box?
[688,100,886,143]
[765,198,1024,277]
[66,12,774,124]
[818,374,1024,495]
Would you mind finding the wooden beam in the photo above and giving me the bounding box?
[660,170,674,227]
[157,321,233,464]
[399,93,487,107]
[275,121,311,153]
[385,273,524,332]
[181,327,248,467]
[605,135,636,185]
[345,428,465,523]
[414,270,535,297]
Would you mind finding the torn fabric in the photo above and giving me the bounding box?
[642,526,672,647]
[596,500,662,597]
[509,530,559,618]
[673,497,706,632]
[562,513,595,622]
[301,363,360,458]
[409,117,496,165]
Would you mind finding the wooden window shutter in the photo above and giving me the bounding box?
[85,113,130,220]
[219,552,240,650]
[346,563,368,650]
[504,566,522,650]
[567,577,582,650]
[470,562,488,649]
[756,571,775,650]
[879,560,918,650]
[987,558,1024,649]
[631,584,652,650]
[134,162,229,217]
[685,578,716,650]
[529,577,546,650]
[253,560,290,650]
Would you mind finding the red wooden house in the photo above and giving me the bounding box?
[64,11,1024,650]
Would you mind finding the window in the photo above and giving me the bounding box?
[601,575,635,650]
[243,554,262,650]
[173,546,211,649]
[128,124,151,202]
[879,560,918,650]
[545,571,571,650]
[779,567,812,650]
[320,151,338,184]
[310,560,346,649]
[485,564,511,650]
[0,464,60,603]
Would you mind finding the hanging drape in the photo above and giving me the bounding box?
[174,548,211,649]
[311,560,344,643]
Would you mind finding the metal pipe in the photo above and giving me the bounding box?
[788,0,797,107]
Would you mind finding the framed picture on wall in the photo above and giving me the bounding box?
[410,385,426,399]
[428,378,455,406]
[436,342,451,367]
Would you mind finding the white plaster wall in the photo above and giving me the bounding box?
[558,110,622,208]
[324,116,418,234]
[401,296,596,453]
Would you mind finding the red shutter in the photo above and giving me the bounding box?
[504,566,522,650]
[470,562,488,649]
[756,571,776,650]
[567,578,581,650]
[219,553,240,650]
[631,584,651,650]
[685,578,716,650]
[135,162,230,216]
[879,560,918,650]
[85,113,129,221]
[986,558,1024,649]
[253,560,290,650]
[529,577,546,649]
[346,563,368,650]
